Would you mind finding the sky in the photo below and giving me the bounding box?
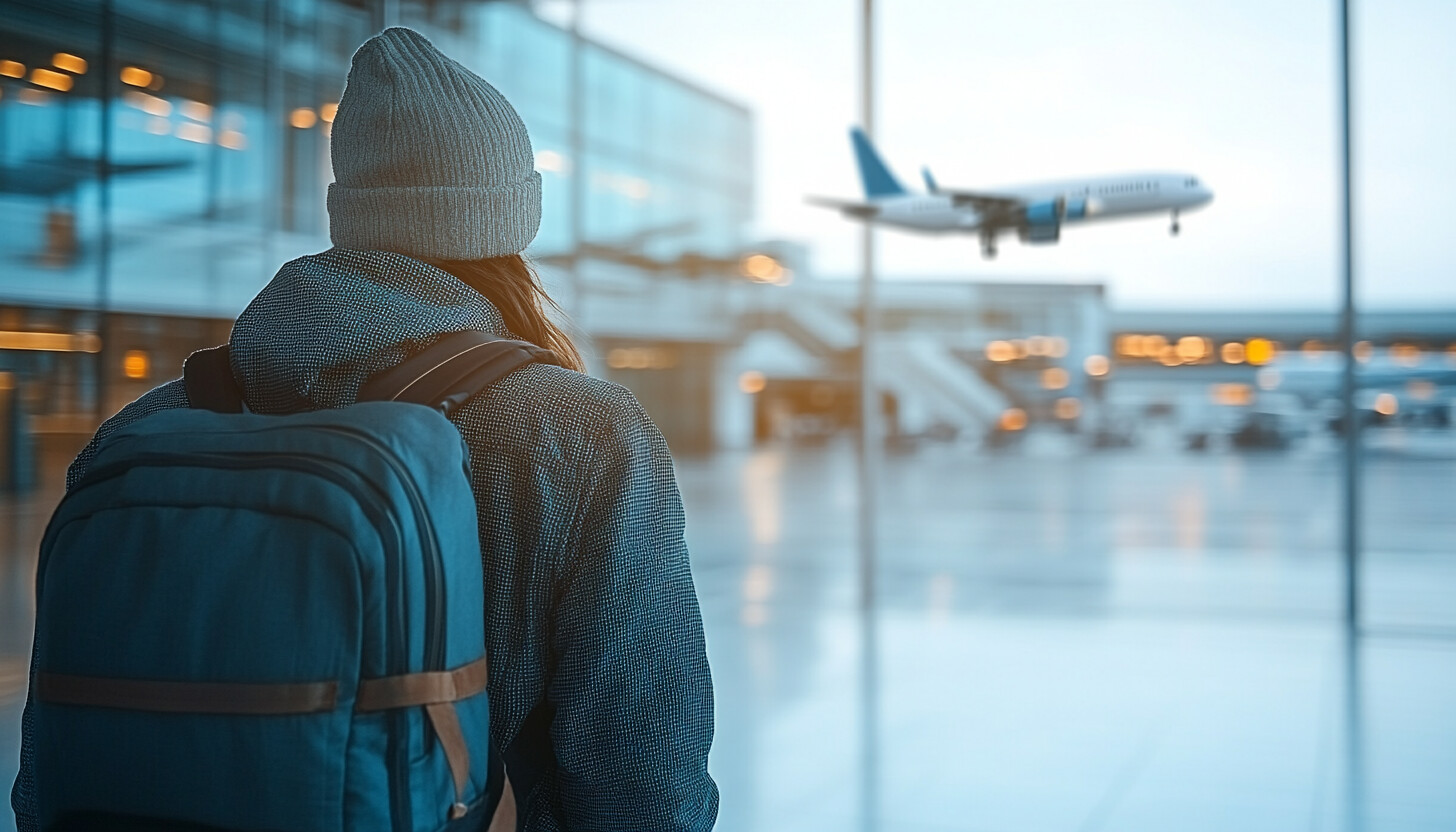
[537,0,1456,310]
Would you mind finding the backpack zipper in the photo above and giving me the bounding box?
[311,426,449,674]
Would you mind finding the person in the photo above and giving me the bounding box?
[12,26,718,832]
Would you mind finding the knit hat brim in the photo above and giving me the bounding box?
[327,172,542,260]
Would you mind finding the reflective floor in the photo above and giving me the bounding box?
[3,438,1455,831]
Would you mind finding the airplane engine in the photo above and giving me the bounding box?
[1023,200,1061,225]
[1021,199,1062,243]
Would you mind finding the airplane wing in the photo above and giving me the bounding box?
[805,195,880,219]
[938,188,1024,219]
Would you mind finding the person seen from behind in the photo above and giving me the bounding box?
[12,26,718,832]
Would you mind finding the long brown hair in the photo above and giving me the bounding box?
[427,254,585,372]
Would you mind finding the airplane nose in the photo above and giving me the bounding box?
[1196,186,1214,205]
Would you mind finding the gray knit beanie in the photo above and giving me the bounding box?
[327,27,541,259]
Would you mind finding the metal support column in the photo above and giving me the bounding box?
[568,0,586,321]
[856,2,880,831]
[1337,0,1359,632]
[372,0,399,32]
[94,0,114,422]
[1337,2,1365,829]
[264,0,283,274]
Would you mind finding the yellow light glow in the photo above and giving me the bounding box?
[53,52,87,74]
[0,331,101,352]
[176,122,211,143]
[1245,338,1276,365]
[30,68,73,92]
[1354,341,1373,363]
[0,60,24,78]
[985,340,1016,363]
[1054,397,1081,420]
[179,99,212,122]
[1175,336,1208,362]
[289,107,317,129]
[1209,383,1253,406]
[1115,334,1144,357]
[1390,343,1421,367]
[1026,335,1052,357]
[319,102,338,123]
[1373,392,1398,416]
[1047,336,1069,358]
[120,66,153,87]
[0,371,13,391]
[622,178,652,200]
[606,347,673,370]
[998,408,1028,431]
[218,129,247,150]
[122,350,149,379]
[1083,354,1110,377]
[1220,342,1246,364]
[1157,347,1181,367]
[741,254,782,283]
[1040,367,1070,390]
[738,370,767,394]
[125,90,171,116]
[742,564,773,602]
[1302,339,1324,355]
[1407,380,1435,401]
[1143,335,1168,357]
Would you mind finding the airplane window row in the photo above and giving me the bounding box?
[1086,181,1160,196]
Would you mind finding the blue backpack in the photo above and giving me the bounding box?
[29,331,555,831]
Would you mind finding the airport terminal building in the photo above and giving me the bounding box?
[2,0,1455,479]
[0,0,752,463]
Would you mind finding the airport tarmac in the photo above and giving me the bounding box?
[3,439,1453,831]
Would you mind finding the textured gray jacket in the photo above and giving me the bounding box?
[13,249,718,831]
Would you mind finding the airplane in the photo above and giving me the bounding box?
[809,127,1214,258]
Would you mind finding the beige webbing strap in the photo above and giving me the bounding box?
[425,701,472,817]
[354,655,489,712]
[355,655,490,819]
[488,775,516,832]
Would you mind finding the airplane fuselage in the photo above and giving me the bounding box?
[810,128,1215,256]
[874,172,1213,234]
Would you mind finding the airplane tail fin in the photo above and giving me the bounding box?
[850,126,906,198]
[921,166,939,193]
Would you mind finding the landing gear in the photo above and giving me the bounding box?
[980,233,998,259]
[1170,210,1181,236]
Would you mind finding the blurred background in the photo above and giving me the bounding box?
[1,1,1454,830]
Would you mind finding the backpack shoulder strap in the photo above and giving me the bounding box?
[359,330,559,416]
[183,345,245,413]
